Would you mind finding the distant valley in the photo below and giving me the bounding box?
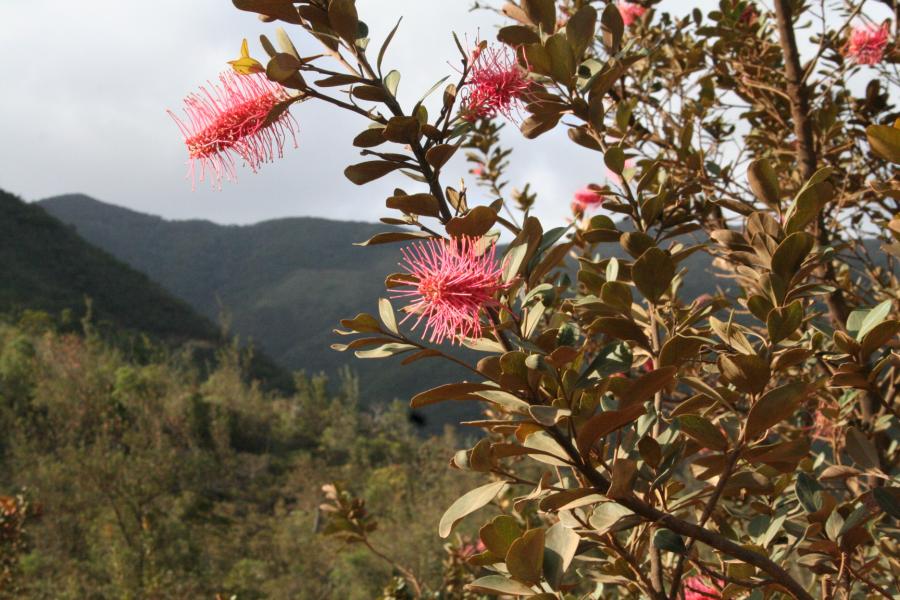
[38,194,474,426]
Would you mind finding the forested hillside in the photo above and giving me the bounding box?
[1,190,218,342]
[0,317,475,598]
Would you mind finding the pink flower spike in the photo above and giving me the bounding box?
[393,237,505,345]
[169,71,298,189]
[617,1,647,27]
[845,22,891,66]
[461,43,532,122]
[572,186,604,214]
[682,576,721,600]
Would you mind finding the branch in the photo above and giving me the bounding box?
[545,428,815,600]
[772,0,851,329]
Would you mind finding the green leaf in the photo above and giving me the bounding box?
[327,0,359,43]
[770,231,814,281]
[411,383,496,409]
[377,17,402,73]
[600,3,624,53]
[860,320,900,358]
[745,381,809,439]
[354,342,416,358]
[747,158,780,206]
[424,143,457,170]
[677,415,727,451]
[382,115,418,143]
[506,529,545,586]
[766,300,804,345]
[353,231,432,246]
[545,33,575,84]
[575,403,645,457]
[588,502,636,534]
[578,342,632,383]
[445,206,497,237]
[523,0,555,31]
[266,52,302,83]
[385,193,440,217]
[717,353,770,395]
[344,160,401,185]
[497,25,541,46]
[439,480,507,538]
[784,181,834,234]
[542,522,579,589]
[866,123,900,163]
[857,299,892,341]
[468,575,536,596]
[566,5,597,57]
[653,529,686,554]
[604,147,626,174]
[632,248,675,303]
[383,69,401,96]
[523,431,571,466]
[377,298,398,335]
[845,426,880,470]
[873,488,900,519]
[503,243,529,283]
[480,515,523,557]
[795,472,823,513]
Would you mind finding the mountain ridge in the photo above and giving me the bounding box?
[39,193,475,425]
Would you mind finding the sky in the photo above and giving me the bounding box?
[0,1,890,227]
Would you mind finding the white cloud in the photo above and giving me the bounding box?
[0,0,892,228]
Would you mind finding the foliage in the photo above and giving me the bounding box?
[191,0,900,597]
[0,189,292,393]
[0,317,478,598]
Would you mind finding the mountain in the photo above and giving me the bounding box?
[0,188,290,390]
[39,193,473,426]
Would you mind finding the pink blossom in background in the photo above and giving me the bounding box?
[461,44,531,121]
[617,1,647,27]
[169,71,297,189]
[394,237,504,344]
[470,163,485,177]
[572,186,604,213]
[845,22,891,66]
[682,576,720,600]
[606,159,635,186]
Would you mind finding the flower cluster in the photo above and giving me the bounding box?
[461,44,531,121]
[682,576,720,600]
[571,186,604,214]
[845,22,891,66]
[617,1,647,27]
[393,237,504,344]
[169,71,298,188]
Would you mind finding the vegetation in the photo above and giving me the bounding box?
[174,0,900,598]
[0,315,480,598]
[0,189,292,393]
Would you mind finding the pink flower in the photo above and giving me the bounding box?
[617,2,647,27]
[169,71,298,189]
[572,186,604,213]
[461,44,532,122]
[470,163,485,177]
[393,237,505,344]
[683,576,720,600]
[845,22,891,66]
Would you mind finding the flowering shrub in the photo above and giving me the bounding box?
[175,0,900,598]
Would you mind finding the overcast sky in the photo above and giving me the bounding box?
[0,1,890,227]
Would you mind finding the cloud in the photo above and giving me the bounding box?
[1,0,891,228]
